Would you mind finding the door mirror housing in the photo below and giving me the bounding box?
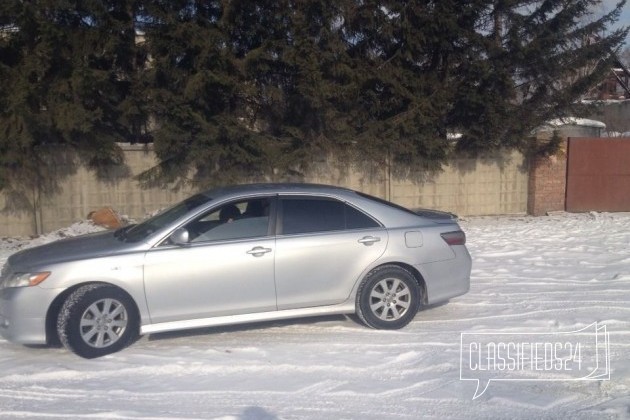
[170,228,190,246]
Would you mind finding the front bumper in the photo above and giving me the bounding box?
[0,286,59,345]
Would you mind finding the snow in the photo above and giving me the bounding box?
[1,213,630,419]
[534,117,606,133]
[581,99,630,105]
[539,118,607,130]
[603,131,630,138]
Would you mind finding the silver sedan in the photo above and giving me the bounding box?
[0,183,471,358]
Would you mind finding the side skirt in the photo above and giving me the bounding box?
[140,302,356,335]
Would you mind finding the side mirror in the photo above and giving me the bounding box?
[170,227,190,246]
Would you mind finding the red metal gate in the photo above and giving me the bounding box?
[566,137,630,212]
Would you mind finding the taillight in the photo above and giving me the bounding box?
[441,230,466,246]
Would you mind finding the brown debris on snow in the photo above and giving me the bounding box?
[87,207,123,229]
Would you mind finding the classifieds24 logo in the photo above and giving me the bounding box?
[460,322,610,399]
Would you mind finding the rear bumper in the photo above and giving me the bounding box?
[419,245,471,304]
[0,286,58,345]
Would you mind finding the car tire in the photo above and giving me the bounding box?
[356,265,421,330]
[57,284,139,359]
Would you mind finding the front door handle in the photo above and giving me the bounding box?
[246,246,272,257]
[358,236,381,246]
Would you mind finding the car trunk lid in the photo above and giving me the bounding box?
[413,208,459,224]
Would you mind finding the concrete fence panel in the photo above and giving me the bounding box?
[0,146,528,237]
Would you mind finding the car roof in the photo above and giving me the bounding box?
[201,183,356,198]
[198,183,432,228]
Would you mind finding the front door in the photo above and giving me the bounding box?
[143,197,277,324]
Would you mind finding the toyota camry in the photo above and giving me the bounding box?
[0,183,471,358]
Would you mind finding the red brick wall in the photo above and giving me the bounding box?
[527,140,568,216]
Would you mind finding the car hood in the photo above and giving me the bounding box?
[7,230,144,270]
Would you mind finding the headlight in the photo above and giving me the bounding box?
[2,272,51,289]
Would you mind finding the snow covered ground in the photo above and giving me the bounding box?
[0,212,629,419]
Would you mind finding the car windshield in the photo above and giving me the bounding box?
[117,193,212,242]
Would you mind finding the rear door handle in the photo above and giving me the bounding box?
[246,246,272,257]
[358,236,381,246]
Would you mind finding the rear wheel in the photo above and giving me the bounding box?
[356,266,420,329]
[57,284,139,358]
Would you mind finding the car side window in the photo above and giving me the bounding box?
[281,198,380,235]
[345,204,381,229]
[183,198,271,243]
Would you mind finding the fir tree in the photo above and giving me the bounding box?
[451,0,629,153]
[139,0,251,187]
[140,0,352,186]
[340,1,488,173]
[0,0,146,227]
[1,0,627,200]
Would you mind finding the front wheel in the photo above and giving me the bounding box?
[57,284,139,358]
[356,266,421,329]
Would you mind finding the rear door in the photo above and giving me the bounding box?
[273,196,387,309]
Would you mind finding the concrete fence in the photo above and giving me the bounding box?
[0,144,529,237]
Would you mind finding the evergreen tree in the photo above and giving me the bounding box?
[339,1,487,173]
[338,0,628,163]
[451,0,629,153]
[0,0,146,226]
[139,0,251,187]
[225,0,353,172]
[140,0,351,186]
[1,0,627,202]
